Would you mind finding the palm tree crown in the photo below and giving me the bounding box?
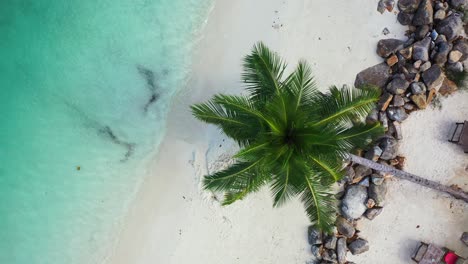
[191,42,383,232]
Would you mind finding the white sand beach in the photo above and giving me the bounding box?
[107,1,468,263]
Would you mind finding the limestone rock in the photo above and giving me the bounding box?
[355,63,391,89]
[439,77,458,96]
[386,54,398,66]
[449,50,463,63]
[341,185,368,220]
[434,9,446,20]
[420,61,431,72]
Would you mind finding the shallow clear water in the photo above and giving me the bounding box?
[0,1,212,263]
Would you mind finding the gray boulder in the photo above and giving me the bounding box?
[387,107,408,122]
[336,216,356,238]
[415,25,430,40]
[348,239,370,255]
[324,235,338,250]
[341,185,368,219]
[365,146,383,161]
[354,63,391,89]
[413,37,431,61]
[450,0,468,9]
[369,181,388,207]
[386,77,410,94]
[322,249,337,263]
[310,244,322,260]
[433,42,452,66]
[397,12,414,25]
[422,65,444,91]
[365,207,383,220]
[336,238,347,264]
[377,39,405,58]
[398,0,422,12]
[354,165,372,182]
[308,226,323,245]
[410,82,427,94]
[393,95,405,107]
[413,0,433,26]
[436,14,463,40]
[379,136,399,160]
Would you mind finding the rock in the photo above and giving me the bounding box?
[336,216,356,238]
[324,235,338,250]
[411,82,427,94]
[399,46,413,60]
[393,95,405,107]
[322,249,337,263]
[354,165,372,182]
[413,37,431,61]
[434,9,446,20]
[393,121,403,140]
[310,244,322,260]
[379,136,399,160]
[365,207,383,220]
[377,39,405,58]
[433,42,452,66]
[386,77,410,94]
[341,185,368,220]
[436,14,463,40]
[414,60,423,69]
[411,94,428,109]
[371,174,385,185]
[398,0,422,12]
[422,65,444,91]
[420,61,431,72]
[379,111,389,131]
[382,27,390,35]
[439,77,458,96]
[348,239,370,255]
[308,226,323,245]
[446,61,464,73]
[404,103,416,111]
[336,238,347,264]
[386,54,398,66]
[452,39,468,62]
[413,243,428,262]
[415,25,430,40]
[366,198,375,208]
[450,0,468,9]
[413,0,433,26]
[366,108,379,124]
[365,146,383,161]
[359,177,370,187]
[427,88,437,105]
[377,0,395,13]
[369,181,388,206]
[387,107,408,122]
[449,50,463,63]
[378,92,393,111]
[461,232,468,246]
[355,63,391,89]
[344,166,356,183]
[398,12,414,25]
[430,30,438,41]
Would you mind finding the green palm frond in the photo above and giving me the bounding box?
[312,85,381,127]
[192,43,384,232]
[242,42,287,103]
[300,173,336,234]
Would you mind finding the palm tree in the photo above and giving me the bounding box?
[191,42,468,232]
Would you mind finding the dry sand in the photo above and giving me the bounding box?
[107,0,468,263]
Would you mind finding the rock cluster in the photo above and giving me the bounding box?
[307,1,466,263]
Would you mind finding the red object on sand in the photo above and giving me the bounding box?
[444,252,458,264]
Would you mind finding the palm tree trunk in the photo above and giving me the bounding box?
[349,154,468,203]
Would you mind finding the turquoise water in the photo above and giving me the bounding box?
[0,1,212,263]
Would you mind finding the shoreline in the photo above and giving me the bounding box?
[104,0,468,263]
